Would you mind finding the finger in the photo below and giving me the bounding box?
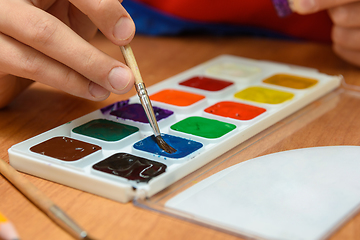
[331,25,360,51]
[27,0,57,10]
[328,2,360,28]
[0,74,33,109]
[0,1,134,95]
[47,1,98,41]
[0,32,110,101]
[291,0,358,14]
[28,0,98,41]
[333,44,360,66]
[69,0,135,45]
[67,4,98,41]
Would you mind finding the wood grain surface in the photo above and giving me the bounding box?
[1,32,360,240]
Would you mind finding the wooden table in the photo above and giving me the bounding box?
[1,32,360,240]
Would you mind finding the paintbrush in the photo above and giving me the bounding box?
[120,44,176,154]
[0,158,95,240]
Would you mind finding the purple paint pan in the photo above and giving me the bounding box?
[110,103,173,123]
[100,100,130,114]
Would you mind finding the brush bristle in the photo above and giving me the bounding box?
[155,135,177,154]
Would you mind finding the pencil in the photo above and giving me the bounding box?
[120,44,177,154]
[0,158,95,240]
[0,211,20,240]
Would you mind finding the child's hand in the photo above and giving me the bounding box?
[292,0,360,67]
[0,0,136,108]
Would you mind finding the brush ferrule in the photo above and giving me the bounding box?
[49,205,91,239]
[135,83,161,136]
[134,82,147,97]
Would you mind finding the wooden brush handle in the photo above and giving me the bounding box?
[120,44,143,85]
[0,158,54,213]
[0,158,92,239]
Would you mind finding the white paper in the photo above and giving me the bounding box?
[166,146,360,240]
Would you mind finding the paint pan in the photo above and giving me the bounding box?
[30,136,101,162]
[150,89,207,114]
[204,101,267,121]
[170,116,236,140]
[101,100,175,131]
[263,73,318,89]
[93,153,167,183]
[109,103,173,123]
[234,86,294,104]
[71,119,140,150]
[133,134,203,161]
[179,76,233,91]
[178,76,235,98]
[205,62,262,82]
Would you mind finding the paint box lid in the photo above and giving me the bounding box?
[134,85,360,240]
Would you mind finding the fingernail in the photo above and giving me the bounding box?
[89,82,110,98]
[108,67,131,91]
[296,0,316,12]
[114,17,134,41]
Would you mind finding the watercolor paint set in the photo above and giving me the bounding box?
[8,55,341,205]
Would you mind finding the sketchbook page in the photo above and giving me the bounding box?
[166,146,360,240]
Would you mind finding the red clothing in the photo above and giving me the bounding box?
[135,0,332,42]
